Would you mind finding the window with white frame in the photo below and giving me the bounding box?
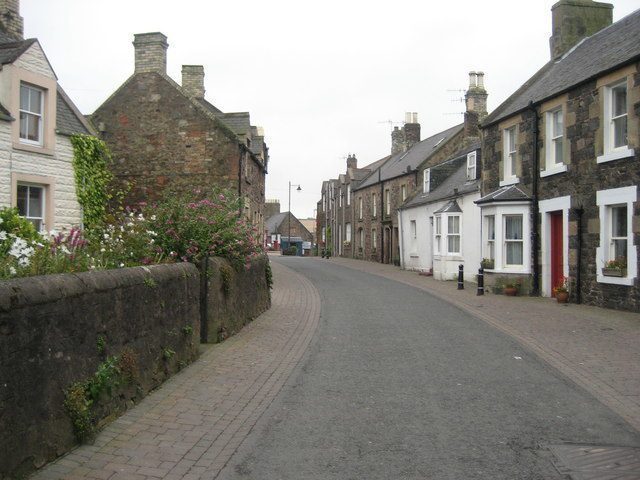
[503,126,518,183]
[358,228,364,250]
[346,185,351,205]
[599,80,633,163]
[548,108,564,166]
[423,168,431,193]
[410,220,416,239]
[358,197,363,219]
[485,215,495,260]
[20,83,44,145]
[467,151,477,180]
[345,222,351,242]
[339,188,342,207]
[372,193,377,217]
[401,185,407,201]
[322,227,326,242]
[504,215,524,266]
[17,184,45,231]
[434,216,441,254]
[322,194,326,211]
[596,186,636,285]
[610,205,627,261]
[372,228,377,250]
[447,215,461,254]
[385,189,390,215]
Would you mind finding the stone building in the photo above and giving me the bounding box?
[316,154,386,257]
[265,211,313,254]
[348,77,487,265]
[91,32,268,229]
[0,0,93,232]
[477,0,639,311]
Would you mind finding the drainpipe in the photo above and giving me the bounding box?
[379,169,384,263]
[398,208,405,269]
[238,147,244,217]
[573,206,584,304]
[529,101,540,296]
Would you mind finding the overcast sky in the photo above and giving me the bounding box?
[22,0,639,219]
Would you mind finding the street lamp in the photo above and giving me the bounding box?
[288,181,301,253]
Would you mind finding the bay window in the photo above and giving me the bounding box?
[447,215,461,254]
[504,215,524,266]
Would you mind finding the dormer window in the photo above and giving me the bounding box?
[423,168,431,193]
[19,83,44,145]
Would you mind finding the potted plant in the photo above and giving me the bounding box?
[602,257,627,277]
[481,258,495,270]
[503,281,519,296]
[553,276,570,303]
[343,240,351,248]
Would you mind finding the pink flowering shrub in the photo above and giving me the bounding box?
[150,189,263,267]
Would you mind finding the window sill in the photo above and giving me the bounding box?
[540,164,568,178]
[409,253,419,258]
[597,148,635,164]
[499,177,519,187]
[597,274,635,286]
[13,142,54,156]
[491,267,531,275]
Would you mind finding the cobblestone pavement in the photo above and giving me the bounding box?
[327,256,640,433]
[31,260,320,480]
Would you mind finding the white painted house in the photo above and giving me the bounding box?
[398,146,482,282]
[0,0,93,232]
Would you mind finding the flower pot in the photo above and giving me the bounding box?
[602,267,626,277]
[555,291,569,303]
[504,286,517,296]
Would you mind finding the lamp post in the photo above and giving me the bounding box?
[288,181,301,253]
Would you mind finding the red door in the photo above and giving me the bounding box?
[550,212,563,297]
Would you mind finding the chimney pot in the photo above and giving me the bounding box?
[468,71,478,88]
[133,32,169,74]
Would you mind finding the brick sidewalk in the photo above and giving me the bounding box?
[326,256,640,432]
[31,261,320,480]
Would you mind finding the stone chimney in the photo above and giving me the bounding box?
[347,154,358,170]
[0,0,23,40]
[391,126,404,155]
[549,0,612,60]
[404,112,421,150]
[133,32,169,74]
[181,65,205,98]
[464,71,488,142]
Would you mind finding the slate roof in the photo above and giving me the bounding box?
[265,212,288,233]
[434,199,462,214]
[56,86,93,135]
[474,185,532,205]
[355,124,463,191]
[484,8,640,127]
[0,38,35,64]
[401,162,479,209]
[400,144,481,209]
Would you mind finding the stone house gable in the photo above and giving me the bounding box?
[0,2,92,232]
[479,1,640,312]
[91,32,267,230]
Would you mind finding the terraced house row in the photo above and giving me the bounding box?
[317,0,639,312]
[0,0,268,235]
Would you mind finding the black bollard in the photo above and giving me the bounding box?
[477,266,484,296]
[458,264,464,290]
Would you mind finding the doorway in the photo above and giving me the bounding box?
[550,211,563,296]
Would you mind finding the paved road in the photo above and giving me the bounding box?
[219,257,640,480]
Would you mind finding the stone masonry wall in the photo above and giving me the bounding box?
[201,256,271,343]
[0,263,200,479]
[92,72,244,208]
[481,63,640,311]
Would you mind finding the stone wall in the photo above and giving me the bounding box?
[200,256,271,343]
[0,263,200,479]
[91,72,261,215]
